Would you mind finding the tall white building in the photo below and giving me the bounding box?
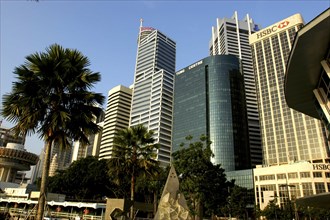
[99,85,132,159]
[71,109,105,162]
[209,11,263,167]
[249,14,329,166]
[130,22,176,165]
[48,142,72,176]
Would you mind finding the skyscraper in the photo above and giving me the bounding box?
[209,11,263,167]
[252,11,330,211]
[172,55,251,171]
[249,14,329,166]
[99,85,132,160]
[130,22,176,165]
[48,142,72,176]
[71,110,104,161]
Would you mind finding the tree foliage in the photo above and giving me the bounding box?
[172,135,230,219]
[108,124,160,218]
[261,201,330,220]
[48,156,114,201]
[226,186,255,219]
[1,44,104,220]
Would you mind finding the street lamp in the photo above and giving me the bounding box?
[270,195,279,220]
[279,183,295,220]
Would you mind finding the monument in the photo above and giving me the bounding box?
[154,166,191,220]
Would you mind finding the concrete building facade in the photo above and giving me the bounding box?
[0,143,38,183]
[71,109,105,162]
[99,85,132,160]
[254,162,330,210]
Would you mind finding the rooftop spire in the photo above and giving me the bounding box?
[140,18,143,28]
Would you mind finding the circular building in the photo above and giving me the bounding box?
[0,143,39,183]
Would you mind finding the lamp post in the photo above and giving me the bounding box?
[279,183,295,220]
[270,195,279,220]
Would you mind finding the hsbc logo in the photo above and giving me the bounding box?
[278,21,290,29]
[256,20,290,39]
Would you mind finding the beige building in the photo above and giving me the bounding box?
[249,14,329,166]
[251,10,330,210]
[99,85,132,159]
[71,109,105,162]
[254,162,330,210]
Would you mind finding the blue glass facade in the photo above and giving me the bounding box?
[172,55,251,171]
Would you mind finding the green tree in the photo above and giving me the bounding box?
[295,205,330,220]
[48,156,114,201]
[172,135,230,220]
[1,44,104,220]
[262,200,282,220]
[228,186,254,219]
[135,166,169,215]
[108,124,160,218]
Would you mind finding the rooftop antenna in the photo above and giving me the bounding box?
[140,18,143,28]
[137,18,144,47]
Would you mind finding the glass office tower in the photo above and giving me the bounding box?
[130,23,176,165]
[209,11,263,167]
[249,14,329,166]
[172,55,251,171]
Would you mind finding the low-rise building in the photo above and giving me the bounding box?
[254,162,330,210]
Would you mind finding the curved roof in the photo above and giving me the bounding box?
[285,8,330,118]
[296,192,330,209]
[0,147,39,166]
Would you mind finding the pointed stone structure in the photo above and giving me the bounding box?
[154,166,192,220]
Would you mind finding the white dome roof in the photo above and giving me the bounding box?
[6,143,25,151]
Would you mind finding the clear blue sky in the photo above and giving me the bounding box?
[1,1,329,155]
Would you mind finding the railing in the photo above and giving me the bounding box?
[4,208,104,220]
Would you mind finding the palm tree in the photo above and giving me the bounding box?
[109,124,160,219]
[1,44,104,220]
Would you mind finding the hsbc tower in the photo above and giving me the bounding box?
[249,14,329,166]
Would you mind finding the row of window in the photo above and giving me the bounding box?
[257,171,330,181]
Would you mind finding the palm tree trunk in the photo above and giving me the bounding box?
[153,191,157,216]
[130,145,137,219]
[36,140,52,220]
[130,170,135,219]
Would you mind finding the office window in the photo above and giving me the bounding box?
[300,172,310,178]
[277,173,286,179]
[315,182,326,194]
[313,172,323,178]
[288,172,298,179]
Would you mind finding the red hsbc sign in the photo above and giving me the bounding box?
[256,20,290,39]
[278,21,290,28]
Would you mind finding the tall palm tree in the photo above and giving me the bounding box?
[109,124,160,219]
[1,44,104,220]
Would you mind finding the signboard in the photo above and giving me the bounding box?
[176,60,203,76]
[313,164,330,171]
[249,14,303,43]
